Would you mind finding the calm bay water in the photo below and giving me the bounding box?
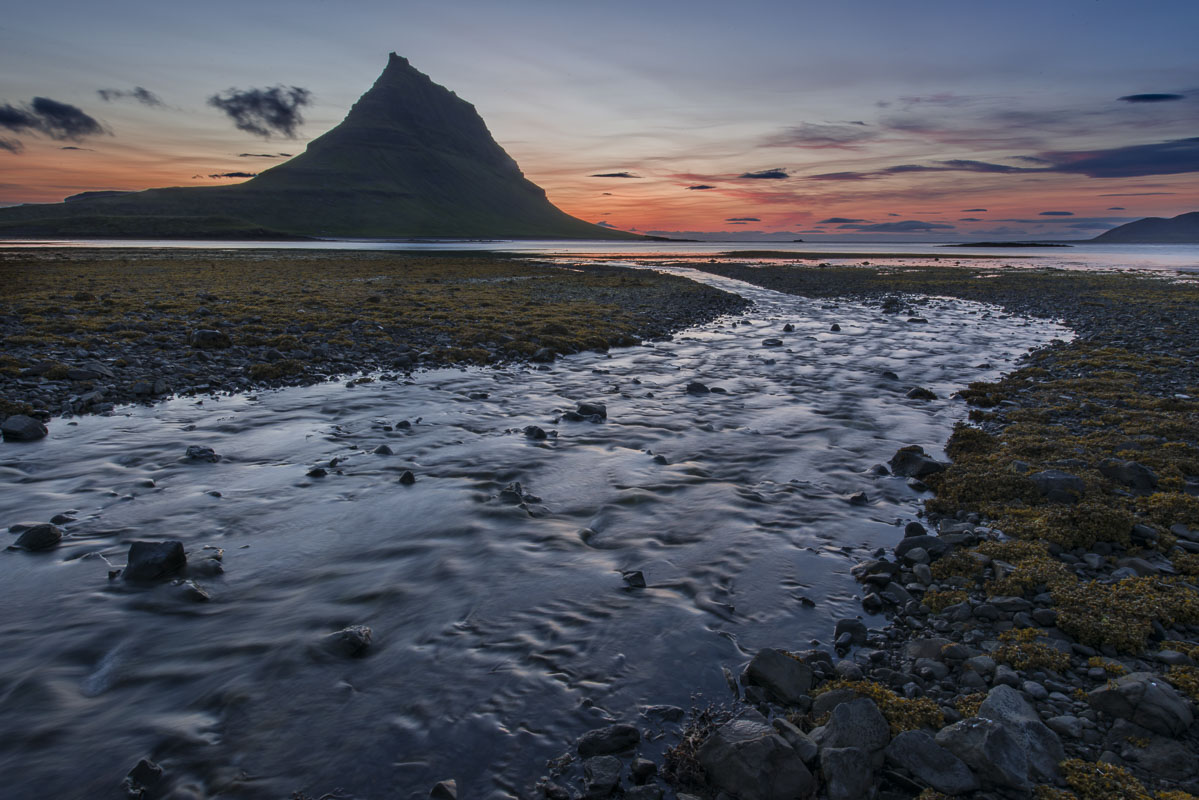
[3,238,1199,273]
[0,265,1069,799]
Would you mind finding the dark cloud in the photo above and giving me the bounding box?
[1118,93,1185,103]
[739,168,789,179]
[764,122,878,149]
[97,87,165,107]
[1066,222,1114,230]
[237,152,291,158]
[207,85,312,138]
[808,159,1032,181]
[1039,211,1074,216]
[0,137,21,153]
[819,217,867,224]
[686,184,715,190]
[0,97,106,152]
[1107,206,1126,210]
[936,159,1029,173]
[728,221,748,225]
[601,192,612,196]
[726,217,760,222]
[590,171,641,178]
[201,172,258,179]
[29,97,106,140]
[1041,137,1199,178]
[959,217,982,222]
[60,145,93,151]
[808,171,870,181]
[1098,192,1175,196]
[961,208,988,212]
[838,220,956,232]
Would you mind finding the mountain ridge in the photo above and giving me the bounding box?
[1091,211,1199,244]
[0,53,636,240]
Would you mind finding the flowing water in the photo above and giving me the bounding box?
[0,267,1068,799]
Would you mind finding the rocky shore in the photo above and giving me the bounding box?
[0,248,748,435]
[536,263,1199,800]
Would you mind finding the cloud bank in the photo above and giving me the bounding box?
[207,85,312,138]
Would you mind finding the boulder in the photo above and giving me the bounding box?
[12,523,63,551]
[888,446,946,479]
[742,648,813,705]
[583,755,621,799]
[1088,672,1194,736]
[123,540,186,582]
[1,414,47,442]
[429,779,457,800]
[977,684,1064,784]
[885,730,979,796]
[1029,469,1085,503]
[577,723,640,757]
[576,401,607,419]
[821,746,875,800]
[322,624,373,657]
[935,718,1029,791]
[697,715,815,800]
[1099,459,1158,493]
[819,697,890,755]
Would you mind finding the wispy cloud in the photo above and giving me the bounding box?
[739,168,789,179]
[97,87,165,107]
[764,122,878,149]
[686,184,715,190]
[590,171,641,178]
[1118,93,1185,103]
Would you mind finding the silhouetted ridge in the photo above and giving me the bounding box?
[0,53,635,240]
[1091,212,1199,244]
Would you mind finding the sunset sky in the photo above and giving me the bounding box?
[2,0,1197,239]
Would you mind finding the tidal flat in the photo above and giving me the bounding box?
[1,252,1198,800]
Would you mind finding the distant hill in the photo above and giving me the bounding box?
[0,53,637,240]
[1091,212,1199,243]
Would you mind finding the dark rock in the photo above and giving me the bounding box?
[322,624,372,657]
[12,523,62,551]
[307,467,328,478]
[1088,672,1194,736]
[430,779,457,800]
[630,757,657,784]
[935,718,1029,791]
[576,401,607,419]
[583,755,621,799]
[829,323,841,332]
[820,747,872,800]
[577,723,640,757]
[622,570,646,588]
[399,470,416,485]
[834,618,868,646]
[531,347,556,363]
[184,445,220,463]
[820,697,890,754]
[373,444,394,454]
[1029,469,1085,503]
[686,381,710,394]
[977,684,1064,784]
[1099,459,1158,493]
[123,540,186,582]
[743,647,813,705]
[523,425,548,440]
[762,337,784,347]
[188,329,232,349]
[783,323,795,332]
[903,521,927,538]
[888,446,946,478]
[885,730,979,796]
[696,715,815,800]
[1,414,48,441]
[906,387,937,400]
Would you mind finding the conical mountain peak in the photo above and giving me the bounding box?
[0,53,634,240]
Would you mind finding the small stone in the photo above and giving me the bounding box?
[123,540,186,582]
[1088,672,1194,736]
[188,329,232,349]
[184,445,220,463]
[762,337,784,346]
[373,444,394,455]
[323,624,372,657]
[583,755,622,799]
[829,323,841,332]
[429,779,457,800]
[885,730,979,796]
[742,647,814,705]
[1029,469,1085,504]
[307,467,328,478]
[578,723,639,757]
[906,387,937,400]
[576,401,607,419]
[399,470,416,485]
[888,446,946,478]
[686,381,710,394]
[622,570,646,588]
[523,425,548,440]
[631,757,657,784]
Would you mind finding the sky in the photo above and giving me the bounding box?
[2,0,1198,240]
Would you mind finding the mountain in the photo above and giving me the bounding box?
[1091,212,1199,244]
[0,54,637,240]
